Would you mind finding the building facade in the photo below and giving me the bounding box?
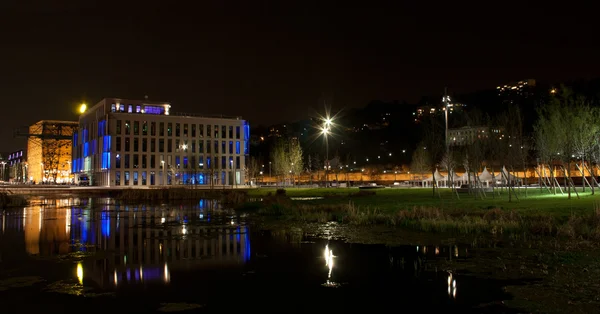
[72,98,249,187]
[27,120,78,184]
[7,149,27,183]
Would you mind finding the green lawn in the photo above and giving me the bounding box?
[244,187,600,219]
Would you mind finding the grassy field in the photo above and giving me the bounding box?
[245,187,600,220]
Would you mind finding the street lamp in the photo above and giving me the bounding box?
[79,103,87,114]
[269,161,272,185]
[322,126,330,187]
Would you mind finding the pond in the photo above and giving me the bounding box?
[0,198,517,313]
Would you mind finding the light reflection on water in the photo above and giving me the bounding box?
[0,199,515,311]
[1,198,251,289]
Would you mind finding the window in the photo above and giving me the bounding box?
[159,139,164,152]
[198,156,204,169]
[199,124,204,137]
[221,141,226,154]
[150,139,155,152]
[128,105,133,113]
[125,138,130,152]
[183,124,188,137]
[160,155,164,169]
[134,121,139,135]
[116,120,122,134]
[206,140,211,153]
[160,122,165,136]
[124,171,130,185]
[125,121,130,135]
[168,139,172,153]
[116,137,122,151]
[207,125,211,138]
[124,154,130,168]
[229,141,233,154]
[134,138,139,152]
[151,122,156,136]
[175,139,180,152]
[142,171,147,185]
[221,156,226,169]
[175,123,180,136]
[236,156,240,169]
[206,157,211,169]
[191,141,196,153]
[142,138,147,152]
[136,105,141,113]
[214,141,219,154]
[236,141,240,154]
[235,126,240,139]
[150,155,155,168]
[115,171,120,185]
[191,156,196,169]
[142,121,148,135]
[133,171,138,185]
[176,156,180,168]
[150,172,155,185]
[116,154,121,168]
[142,155,147,168]
[183,156,188,169]
[214,125,219,138]
[167,123,172,136]
[229,156,234,169]
[111,104,116,113]
[133,154,139,168]
[191,124,196,137]
[221,126,226,139]
[229,126,233,138]
[199,140,204,153]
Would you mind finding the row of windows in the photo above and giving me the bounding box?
[115,137,242,154]
[114,170,235,186]
[115,120,241,139]
[115,154,241,170]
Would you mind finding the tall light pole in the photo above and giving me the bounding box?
[443,88,450,188]
[322,126,330,187]
[269,161,272,185]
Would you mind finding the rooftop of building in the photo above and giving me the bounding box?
[85,98,243,121]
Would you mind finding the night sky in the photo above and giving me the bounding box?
[1,1,599,152]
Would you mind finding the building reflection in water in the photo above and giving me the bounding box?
[10,198,252,289]
[447,272,457,299]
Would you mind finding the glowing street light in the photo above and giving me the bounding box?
[79,103,87,114]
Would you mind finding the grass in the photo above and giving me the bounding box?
[245,187,600,220]
[240,187,600,238]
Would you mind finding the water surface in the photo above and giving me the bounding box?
[0,198,516,313]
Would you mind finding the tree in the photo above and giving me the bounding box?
[271,140,287,186]
[421,113,445,197]
[288,140,304,185]
[410,142,430,184]
[245,156,260,186]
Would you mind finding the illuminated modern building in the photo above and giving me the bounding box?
[72,98,249,187]
[26,120,78,184]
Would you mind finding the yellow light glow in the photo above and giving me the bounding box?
[79,103,87,114]
[77,262,83,285]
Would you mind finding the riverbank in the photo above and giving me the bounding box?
[239,188,600,240]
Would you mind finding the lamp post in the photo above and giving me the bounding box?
[322,117,332,187]
[269,161,272,186]
[443,89,450,188]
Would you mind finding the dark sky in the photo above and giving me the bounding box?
[1,1,599,152]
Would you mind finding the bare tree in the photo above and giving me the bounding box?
[245,156,260,186]
[410,142,430,185]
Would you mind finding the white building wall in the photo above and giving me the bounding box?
[73,98,248,188]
